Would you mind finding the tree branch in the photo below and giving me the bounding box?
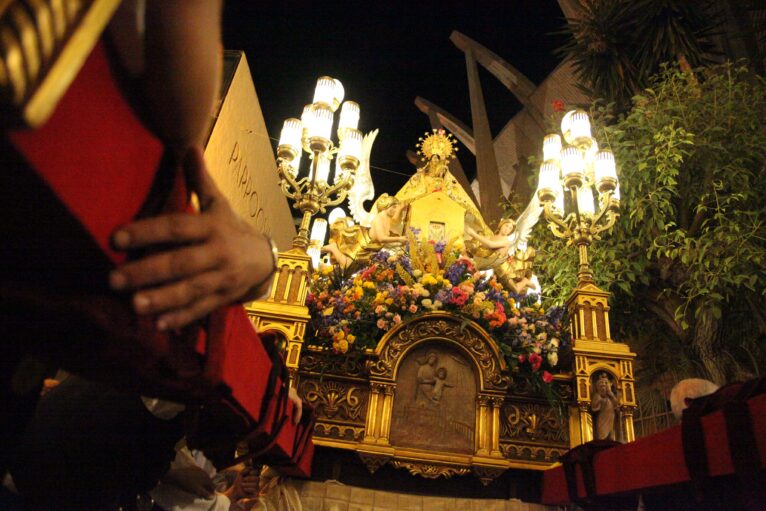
[638,288,688,342]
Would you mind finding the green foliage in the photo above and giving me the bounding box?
[558,0,720,112]
[535,63,766,383]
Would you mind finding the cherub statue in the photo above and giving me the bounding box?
[321,216,369,269]
[430,366,454,404]
[591,373,620,441]
[368,194,408,247]
[464,215,539,295]
[322,194,407,269]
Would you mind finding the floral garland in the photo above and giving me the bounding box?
[306,239,570,387]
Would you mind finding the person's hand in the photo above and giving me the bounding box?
[288,386,303,425]
[163,466,216,498]
[224,466,260,502]
[239,468,260,497]
[109,147,275,331]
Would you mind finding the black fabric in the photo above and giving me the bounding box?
[559,439,621,508]
[10,375,182,510]
[681,377,766,509]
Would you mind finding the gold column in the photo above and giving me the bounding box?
[489,396,503,457]
[377,384,395,445]
[476,394,490,455]
[363,383,383,443]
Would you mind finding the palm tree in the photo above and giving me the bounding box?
[558,0,721,112]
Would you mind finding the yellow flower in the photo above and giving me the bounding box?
[347,334,356,343]
[422,273,438,286]
[385,298,394,305]
[363,281,376,289]
[338,339,349,353]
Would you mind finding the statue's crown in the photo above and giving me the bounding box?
[416,129,458,161]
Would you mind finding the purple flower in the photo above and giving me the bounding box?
[434,288,450,304]
[434,240,446,254]
[444,261,467,286]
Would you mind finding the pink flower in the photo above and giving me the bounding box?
[542,370,554,383]
[529,352,542,371]
[518,354,526,363]
[393,314,402,324]
[376,318,389,330]
[450,287,468,306]
[408,304,418,313]
[508,316,519,327]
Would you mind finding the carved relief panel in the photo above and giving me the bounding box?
[389,343,476,454]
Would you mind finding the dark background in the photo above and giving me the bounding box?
[223,1,568,197]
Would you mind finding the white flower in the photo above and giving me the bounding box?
[547,351,558,367]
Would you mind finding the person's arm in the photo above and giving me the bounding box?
[110,148,275,331]
[369,216,406,244]
[142,0,223,150]
[465,227,510,250]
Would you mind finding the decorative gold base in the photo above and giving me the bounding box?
[246,247,312,378]
[565,282,637,445]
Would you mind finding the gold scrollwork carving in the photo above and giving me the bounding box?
[371,314,509,391]
[299,350,368,379]
[502,403,568,444]
[390,461,470,480]
[301,379,367,422]
[472,465,507,486]
[500,442,565,463]
[314,423,365,442]
[358,452,391,474]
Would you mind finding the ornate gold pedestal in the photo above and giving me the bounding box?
[296,313,573,485]
[566,283,637,445]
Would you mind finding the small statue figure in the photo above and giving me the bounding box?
[430,366,454,404]
[415,352,438,405]
[591,373,620,441]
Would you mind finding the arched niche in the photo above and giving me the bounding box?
[368,312,510,392]
[361,313,511,481]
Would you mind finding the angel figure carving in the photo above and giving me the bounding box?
[464,196,543,295]
[322,194,408,268]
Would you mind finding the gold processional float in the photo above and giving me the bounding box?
[247,76,638,484]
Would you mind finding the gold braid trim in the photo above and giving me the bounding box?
[1,0,120,127]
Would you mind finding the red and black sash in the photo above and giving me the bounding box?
[3,40,248,404]
[2,39,314,473]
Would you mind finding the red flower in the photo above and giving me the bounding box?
[518,354,526,363]
[529,352,542,371]
[552,99,566,113]
[542,370,553,383]
[450,287,468,306]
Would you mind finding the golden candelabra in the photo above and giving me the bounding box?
[535,109,620,284]
[276,76,363,251]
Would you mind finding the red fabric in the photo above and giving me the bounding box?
[204,306,272,423]
[8,42,164,264]
[277,439,315,478]
[541,394,766,504]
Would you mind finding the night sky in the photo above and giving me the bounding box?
[223,1,568,198]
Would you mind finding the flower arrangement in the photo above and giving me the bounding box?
[306,236,569,387]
